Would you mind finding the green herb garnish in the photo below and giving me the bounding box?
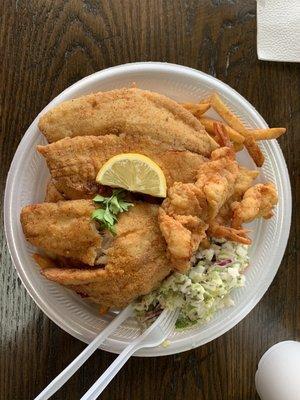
[92,189,133,235]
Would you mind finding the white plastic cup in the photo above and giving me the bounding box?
[255,341,300,400]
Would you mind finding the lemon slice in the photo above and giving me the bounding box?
[96,153,167,197]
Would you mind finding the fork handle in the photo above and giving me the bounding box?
[34,305,133,400]
[80,342,138,400]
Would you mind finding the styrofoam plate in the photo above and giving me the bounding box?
[4,62,291,356]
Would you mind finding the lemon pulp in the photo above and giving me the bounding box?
[96,153,167,198]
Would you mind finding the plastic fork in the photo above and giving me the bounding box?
[80,308,179,400]
[34,304,134,400]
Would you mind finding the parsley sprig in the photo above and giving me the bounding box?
[92,189,133,235]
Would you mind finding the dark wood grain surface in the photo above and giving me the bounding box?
[1,1,299,399]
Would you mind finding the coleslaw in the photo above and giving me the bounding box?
[134,239,249,330]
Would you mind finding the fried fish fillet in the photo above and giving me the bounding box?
[38,88,218,155]
[44,180,65,202]
[29,203,171,309]
[37,134,207,199]
[21,200,101,265]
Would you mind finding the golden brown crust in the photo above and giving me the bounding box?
[37,134,207,199]
[38,88,218,155]
[21,200,101,266]
[44,180,65,202]
[159,149,239,272]
[39,204,171,309]
[231,183,278,228]
[33,253,57,269]
[244,136,265,167]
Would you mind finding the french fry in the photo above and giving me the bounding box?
[199,97,212,104]
[182,102,210,117]
[200,117,245,144]
[244,136,265,167]
[210,93,248,134]
[248,127,286,141]
[198,117,216,135]
[198,118,218,143]
[233,142,244,152]
[225,126,245,144]
[205,92,285,164]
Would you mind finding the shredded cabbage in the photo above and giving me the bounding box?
[133,239,249,330]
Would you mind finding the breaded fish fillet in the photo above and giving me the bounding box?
[38,88,218,155]
[37,134,207,199]
[44,180,65,202]
[25,203,171,309]
[21,200,101,265]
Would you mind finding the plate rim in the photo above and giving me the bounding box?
[4,62,292,357]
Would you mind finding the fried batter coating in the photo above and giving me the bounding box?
[21,200,101,266]
[38,134,207,199]
[159,148,239,272]
[231,183,278,228]
[38,88,218,155]
[24,203,171,309]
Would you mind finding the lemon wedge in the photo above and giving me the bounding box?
[96,153,167,197]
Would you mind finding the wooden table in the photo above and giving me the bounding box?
[1,1,299,399]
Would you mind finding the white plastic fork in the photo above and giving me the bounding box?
[80,308,179,400]
[34,304,134,400]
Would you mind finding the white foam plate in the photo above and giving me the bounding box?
[4,62,291,356]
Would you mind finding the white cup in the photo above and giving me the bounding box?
[255,341,300,400]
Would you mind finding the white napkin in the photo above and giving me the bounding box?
[257,0,300,62]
